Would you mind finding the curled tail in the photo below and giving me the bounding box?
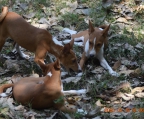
[0,84,14,97]
[0,6,8,22]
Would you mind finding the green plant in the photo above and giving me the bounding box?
[61,13,80,26]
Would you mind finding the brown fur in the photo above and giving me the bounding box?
[0,60,76,113]
[0,6,80,72]
[71,21,110,69]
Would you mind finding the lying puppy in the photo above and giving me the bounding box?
[0,6,81,72]
[0,59,86,113]
[62,21,119,76]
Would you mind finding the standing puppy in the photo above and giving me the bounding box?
[0,6,81,72]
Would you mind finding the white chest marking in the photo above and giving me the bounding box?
[47,72,52,77]
[89,38,96,56]
[52,37,63,46]
[84,39,89,57]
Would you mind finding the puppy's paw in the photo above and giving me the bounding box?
[76,72,83,77]
[77,89,87,95]
[21,53,30,59]
[110,71,119,77]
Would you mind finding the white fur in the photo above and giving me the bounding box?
[47,72,52,77]
[74,36,84,42]
[0,93,8,97]
[84,39,90,57]
[15,44,30,59]
[78,63,82,71]
[77,109,87,115]
[52,37,63,46]
[89,38,96,56]
[60,40,83,47]
[96,44,119,77]
[62,89,86,95]
[62,28,77,35]
[59,40,71,44]
[76,72,83,77]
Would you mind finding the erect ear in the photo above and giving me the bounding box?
[62,43,70,55]
[38,60,46,72]
[69,39,74,49]
[102,24,110,37]
[54,59,60,70]
[88,20,95,35]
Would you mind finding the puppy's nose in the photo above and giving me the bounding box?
[90,54,94,58]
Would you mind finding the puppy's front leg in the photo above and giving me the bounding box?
[79,52,88,70]
[96,45,119,77]
[34,46,47,65]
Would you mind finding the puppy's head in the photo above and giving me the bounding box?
[38,59,60,76]
[59,39,81,72]
[84,20,110,57]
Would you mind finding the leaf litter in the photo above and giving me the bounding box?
[0,0,144,119]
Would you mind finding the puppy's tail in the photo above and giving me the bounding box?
[0,84,14,97]
[0,6,8,22]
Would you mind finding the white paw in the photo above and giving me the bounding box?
[109,71,119,77]
[77,89,87,95]
[76,72,83,77]
[21,53,30,59]
[0,93,9,97]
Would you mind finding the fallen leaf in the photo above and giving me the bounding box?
[119,70,134,76]
[95,100,105,107]
[102,0,113,9]
[38,17,50,24]
[14,105,25,111]
[112,60,121,70]
[23,12,36,19]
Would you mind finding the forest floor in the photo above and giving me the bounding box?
[0,0,144,119]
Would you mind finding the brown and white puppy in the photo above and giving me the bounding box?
[0,59,86,113]
[62,21,119,76]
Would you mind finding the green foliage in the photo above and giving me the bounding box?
[61,13,80,26]
[89,0,107,26]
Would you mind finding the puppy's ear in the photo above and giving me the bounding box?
[69,39,74,49]
[88,20,95,35]
[102,24,110,37]
[62,43,70,55]
[54,59,60,70]
[38,60,46,72]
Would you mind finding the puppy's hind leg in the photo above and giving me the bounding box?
[15,44,30,59]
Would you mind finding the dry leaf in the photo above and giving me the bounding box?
[112,60,121,71]
[95,100,105,107]
[135,92,144,98]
